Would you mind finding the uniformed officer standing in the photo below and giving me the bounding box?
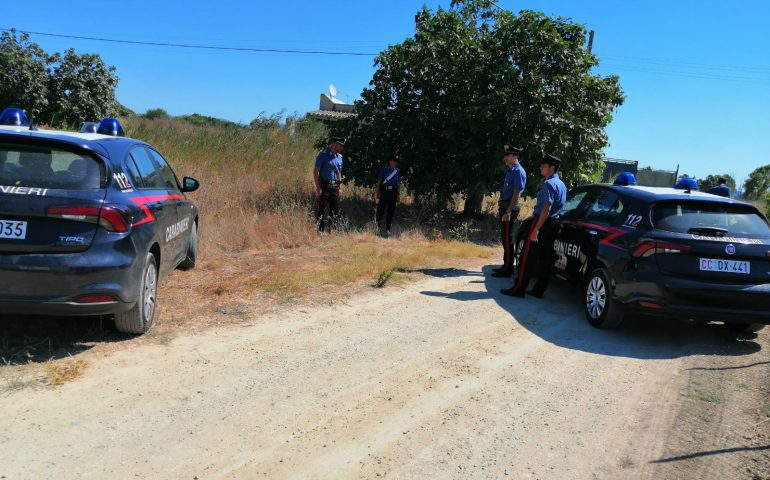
[376,154,402,237]
[501,153,566,298]
[708,177,731,197]
[314,137,345,232]
[491,145,526,277]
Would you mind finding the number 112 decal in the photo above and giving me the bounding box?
[624,214,643,228]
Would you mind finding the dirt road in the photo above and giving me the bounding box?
[1,263,768,479]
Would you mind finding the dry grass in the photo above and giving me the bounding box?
[44,358,88,386]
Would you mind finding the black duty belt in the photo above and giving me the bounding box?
[382,185,395,191]
[323,180,340,187]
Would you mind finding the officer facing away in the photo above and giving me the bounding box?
[492,145,526,278]
[501,153,567,298]
[376,154,402,237]
[708,177,731,197]
[315,136,345,232]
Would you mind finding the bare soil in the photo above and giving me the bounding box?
[0,260,768,479]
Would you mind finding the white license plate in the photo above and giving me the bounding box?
[0,220,27,240]
[699,258,750,274]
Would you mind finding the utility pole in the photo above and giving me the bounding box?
[587,30,595,54]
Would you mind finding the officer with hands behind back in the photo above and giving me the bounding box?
[376,153,402,237]
[501,153,566,299]
[315,136,345,232]
[491,145,526,277]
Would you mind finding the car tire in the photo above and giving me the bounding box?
[115,252,158,334]
[724,322,766,334]
[584,267,625,329]
[178,221,197,271]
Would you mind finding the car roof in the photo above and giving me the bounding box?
[0,124,145,160]
[582,183,751,206]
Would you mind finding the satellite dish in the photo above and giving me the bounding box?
[329,84,338,98]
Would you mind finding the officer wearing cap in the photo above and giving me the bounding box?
[674,175,698,191]
[314,136,345,232]
[613,171,637,186]
[708,177,731,197]
[492,145,526,277]
[501,153,566,298]
[376,153,402,237]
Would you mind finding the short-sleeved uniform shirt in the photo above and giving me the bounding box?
[315,149,343,182]
[378,166,401,188]
[708,184,731,197]
[533,173,567,218]
[501,163,526,201]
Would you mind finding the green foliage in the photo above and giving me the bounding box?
[178,113,240,128]
[0,29,119,128]
[342,0,624,211]
[249,111,283,130]
[700,174,736,193]
[0,30,52,120]
[743,164,770,200]
[143,108,169,120]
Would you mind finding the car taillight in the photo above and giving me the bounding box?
[632,240,692,258]
[46,205,132,233]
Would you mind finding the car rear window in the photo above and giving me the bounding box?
[0,144,104,189]
[653,201,770,238]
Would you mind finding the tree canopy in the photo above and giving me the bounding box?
[340,0,624,213]
[0,29,119,128]
[743,165,770,200]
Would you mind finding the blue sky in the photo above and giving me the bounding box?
[4,1,769,186]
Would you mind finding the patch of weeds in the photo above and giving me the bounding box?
[375,269,394,288]
[762,403,770,416]
[696,411,715,423]
[44,358,88,386]
[215,304,250,316]
[691,388,726,404]
[617,456,634,469]
[736,382,750,391]
[145,329,175,346]
[0,374,38,394]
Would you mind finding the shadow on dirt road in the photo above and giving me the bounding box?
[420,265,763,360]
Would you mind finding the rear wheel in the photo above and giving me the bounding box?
[115,253,158,334]
[178,221,197,270]
[724,322,766,334]
[584,267,625,329]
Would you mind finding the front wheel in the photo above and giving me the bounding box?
[115,253,158,334]
[584,267,624,329]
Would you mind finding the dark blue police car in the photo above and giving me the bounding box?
[0,108,199,334]
[516,184,770,333]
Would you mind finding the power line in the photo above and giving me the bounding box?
[1,28,378,57]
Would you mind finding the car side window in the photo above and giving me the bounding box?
[128,147,165,189]
[124,157,144,188]
[147,148,180,191]
[583,189,624,223]
[561,189,590,220]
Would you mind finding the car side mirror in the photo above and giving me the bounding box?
[181,176,200,192]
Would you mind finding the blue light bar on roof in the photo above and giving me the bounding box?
[96,118,125,137]
[0,107,30,126]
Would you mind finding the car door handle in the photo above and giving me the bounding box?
[588,230,598,235]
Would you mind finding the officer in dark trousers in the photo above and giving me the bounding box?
[376,154,402,237]
[501,153,566,298]
[314,137,345,232]
[708,177,731,197]
[492,145,526,277]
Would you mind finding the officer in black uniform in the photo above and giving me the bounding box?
[314,137,345,232]
[501,153,567,298]
[708,177,731,197]
[492,145,526,277]
[376,154,402,237]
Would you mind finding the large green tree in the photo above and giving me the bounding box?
[0,30,52,120]
[341,0,624,214]
[743,165,770,200]
[0,29,119,128]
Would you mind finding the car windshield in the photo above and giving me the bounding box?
[652,201,770,239]
[0,143,104,189]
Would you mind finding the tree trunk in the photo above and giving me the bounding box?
[463,190,484,217]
